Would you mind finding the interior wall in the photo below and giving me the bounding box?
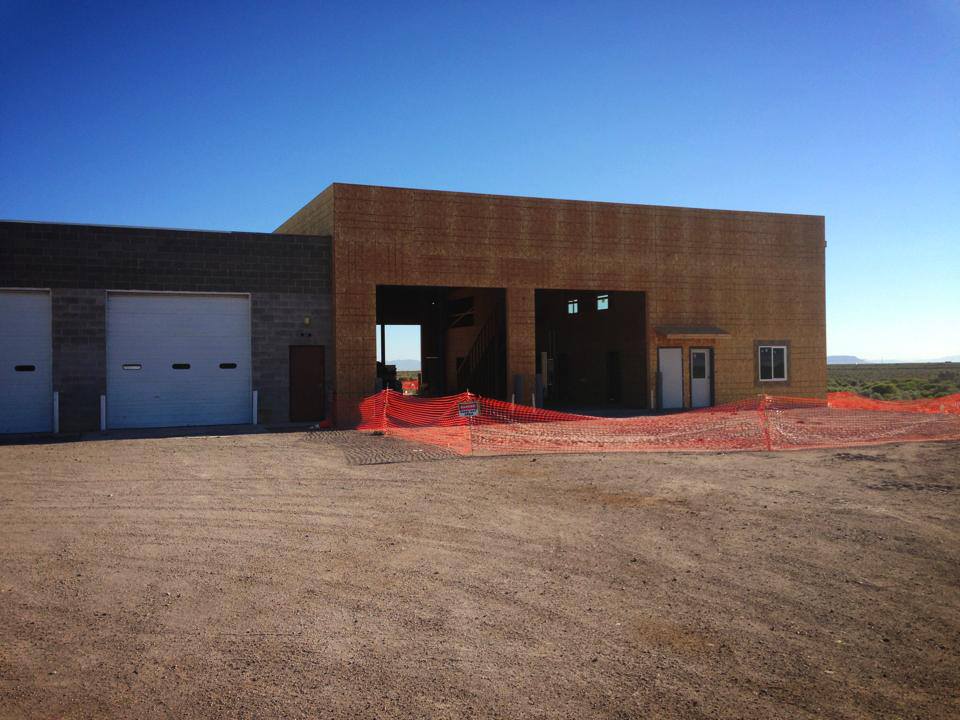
[444,287,503,392]
[419,290,446,396]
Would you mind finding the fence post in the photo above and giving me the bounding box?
[468,406,474,456]
[757,393,773,451]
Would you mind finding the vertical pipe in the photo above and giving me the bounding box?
[252,390,258,424]
[53,391,59,434]
[380,324,386,366]
[99,395,106,431]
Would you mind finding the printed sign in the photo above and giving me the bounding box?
[458,401,480,418]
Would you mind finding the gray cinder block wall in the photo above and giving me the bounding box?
[51,289,106,432]
[252,292,332,423]
[0,221,332,431]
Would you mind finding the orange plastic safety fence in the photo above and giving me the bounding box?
[357,390,960,456]
[826,391,960,415]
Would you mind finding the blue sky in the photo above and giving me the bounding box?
[2,1,957,362]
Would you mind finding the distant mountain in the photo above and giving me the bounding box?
[828,355,867,364]
[388,358,421,371]
[828,354,958,365]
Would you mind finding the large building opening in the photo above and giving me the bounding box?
[375,286,507,399]
[375,323,421,393]
[535,289,647,410]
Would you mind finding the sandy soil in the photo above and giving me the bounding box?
[0,432,958,719]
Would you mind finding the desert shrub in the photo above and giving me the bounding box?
[828,363,958,399]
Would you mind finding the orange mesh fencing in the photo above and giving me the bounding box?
[356,390,960,456]
[826,391,960,415]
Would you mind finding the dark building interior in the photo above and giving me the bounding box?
[375,285,506,399]
[534,290,647,409]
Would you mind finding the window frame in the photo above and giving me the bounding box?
[567,298,579,315]
[447,295,475,328]
[690,349,708,380]
[596,293,609,311]
[757,344,788,382]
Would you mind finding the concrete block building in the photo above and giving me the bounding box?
[0,222,331,433]
[0,183,826,433]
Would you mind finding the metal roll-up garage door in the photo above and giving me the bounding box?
[107,293,252,429]
[0,289,53,433]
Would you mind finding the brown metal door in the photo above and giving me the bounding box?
[289,345,325,421]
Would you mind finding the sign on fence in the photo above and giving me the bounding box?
[458,400,480,418]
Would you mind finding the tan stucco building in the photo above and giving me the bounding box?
[278,183,826,426]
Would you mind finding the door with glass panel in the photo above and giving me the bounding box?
[690,348,713,408]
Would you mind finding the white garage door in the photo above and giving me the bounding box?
[107,293,252,429]
[0,290,53,433]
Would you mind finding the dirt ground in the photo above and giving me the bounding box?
[0,431,958,720]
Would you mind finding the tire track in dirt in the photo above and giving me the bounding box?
[1,435,958,719]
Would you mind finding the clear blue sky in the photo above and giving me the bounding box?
[2,1,957,362]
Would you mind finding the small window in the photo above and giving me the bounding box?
[596,294,609,311]
[691,353,706,379]
[758,345,787,381]
[122,363,142,371]
[14,365,36,372]
[219,362,237,369]
[447,296,475,328]
[172,363,191,370]
[567,298,579,315]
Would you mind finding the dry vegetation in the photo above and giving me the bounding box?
[829,362,960,400]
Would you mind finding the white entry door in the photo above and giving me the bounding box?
[658,347,683,410]
[0,290,52,433]
[106,293,252,429]
[690,348,713,408]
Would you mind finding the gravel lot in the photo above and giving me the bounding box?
[1,432,958,719]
